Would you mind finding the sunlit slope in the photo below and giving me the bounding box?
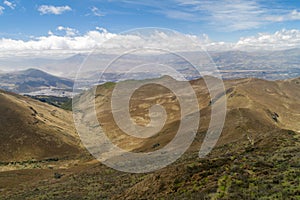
[0,90,81,162]
[92,76,300,152]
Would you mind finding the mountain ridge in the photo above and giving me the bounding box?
[0,76,299,199]
[0,68,74,94]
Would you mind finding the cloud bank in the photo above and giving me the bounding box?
[0,27,300,58]
[236,29,300,50]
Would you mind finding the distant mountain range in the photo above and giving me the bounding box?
[209,48,300,80]
[0,48,300,80]
[0,68,74,95]
[0,48,299,96]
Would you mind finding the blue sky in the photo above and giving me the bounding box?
[0,0,300,42]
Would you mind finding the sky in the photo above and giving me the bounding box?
[0,0,300,56]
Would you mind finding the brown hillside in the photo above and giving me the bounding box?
[93,77,300,152]
[0,77,299,199]
[0,90,82,162]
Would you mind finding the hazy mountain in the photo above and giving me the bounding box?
[0,68,74,95]
[210,48,300,80]
[0,48,300,81]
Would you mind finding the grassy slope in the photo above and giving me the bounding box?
[0,90,82,162]
[0,77,299,199]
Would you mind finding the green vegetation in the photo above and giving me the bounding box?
[27,95,72,111]
[61,98,72,111]
[102,82,116,89]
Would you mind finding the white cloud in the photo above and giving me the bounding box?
[266,10,300,22]
[96,27,108,33]
[162,10,197,21]
[0,6,4,15]
[110,0,300,31]
[57,26,78,36]
[91,6,104,17]
[0,28,300,58]
[175,0,268,31]
[235,29,300,50]
[106,0,267,30]
[0,29,200,58]
[3,0,15,9]
[290,10,300,20]
[38,5,72,15]
[0,28,116,55]
[175,1,300,31]
[199,34,234,51]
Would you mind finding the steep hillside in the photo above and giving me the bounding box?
[0,90,81,162]
[91,76,300,152]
